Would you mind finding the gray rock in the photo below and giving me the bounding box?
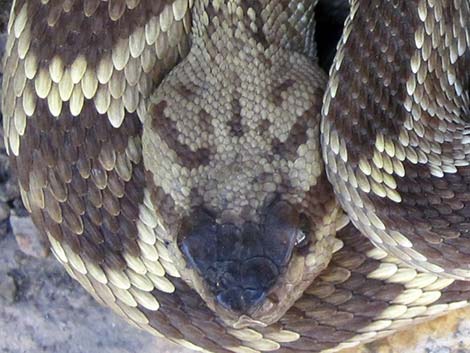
[0,118,4,150]
[0,202,10,238]
[9,212,49,258]
[0,154,20,203]
[0,271,17,304]
[0,202,10,222]
[0,231,193,353]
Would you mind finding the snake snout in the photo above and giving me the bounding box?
[214,255,278,313]
[179,201,301,314]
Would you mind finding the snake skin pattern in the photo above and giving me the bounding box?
[2,0,470,352]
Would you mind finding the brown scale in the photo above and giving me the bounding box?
[364,161,470,271]
[326,0,419,164]
[146,182,180,232]
[227,95,244,137]
[323,0,470,276]
[436,280,470,304]
[17,0,171,68]
[12,94,144,269]
[270,79,297,106]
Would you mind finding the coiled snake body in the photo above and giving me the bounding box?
[2,0,470,352]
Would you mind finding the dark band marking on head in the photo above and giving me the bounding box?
[145,169,179,230]
[228,97,244,137]
[270,79,296,106]
[271,104,317,160]
[257,119,271,136]
[150,101,213,170]
[176,83,197,99]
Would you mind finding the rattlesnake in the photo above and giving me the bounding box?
[2,0,470,352]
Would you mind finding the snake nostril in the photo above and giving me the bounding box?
[241,257,279,290]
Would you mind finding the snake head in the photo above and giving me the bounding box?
[142,32,340,328]
[176,198,338,328]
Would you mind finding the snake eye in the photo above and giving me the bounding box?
[294,230,306,246]
[295,213,311,249]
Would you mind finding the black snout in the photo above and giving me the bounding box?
[179,202,301,313]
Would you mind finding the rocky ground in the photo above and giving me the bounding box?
[1,1,470,353]
[0,229,194,353]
